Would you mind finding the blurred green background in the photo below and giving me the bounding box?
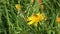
[0,0,60,34]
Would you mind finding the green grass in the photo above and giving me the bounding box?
[0,0,60,34]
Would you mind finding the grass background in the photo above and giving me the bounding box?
[0,0,60,34]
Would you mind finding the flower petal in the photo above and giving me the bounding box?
[28,21,34,25]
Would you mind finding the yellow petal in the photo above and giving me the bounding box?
[28,17,32,20]
[34,23,38,26]
[36,12,40,15]
[28,21,34,25]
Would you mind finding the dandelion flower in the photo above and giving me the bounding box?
[27,12,46,26]
[15,4,21,10]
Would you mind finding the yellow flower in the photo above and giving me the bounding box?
[31,0,34,3]
[15,4,21,10]
[40,5,44,10]
[56,15,60,23]
[38,0,42,4]
[27,12,46,26]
